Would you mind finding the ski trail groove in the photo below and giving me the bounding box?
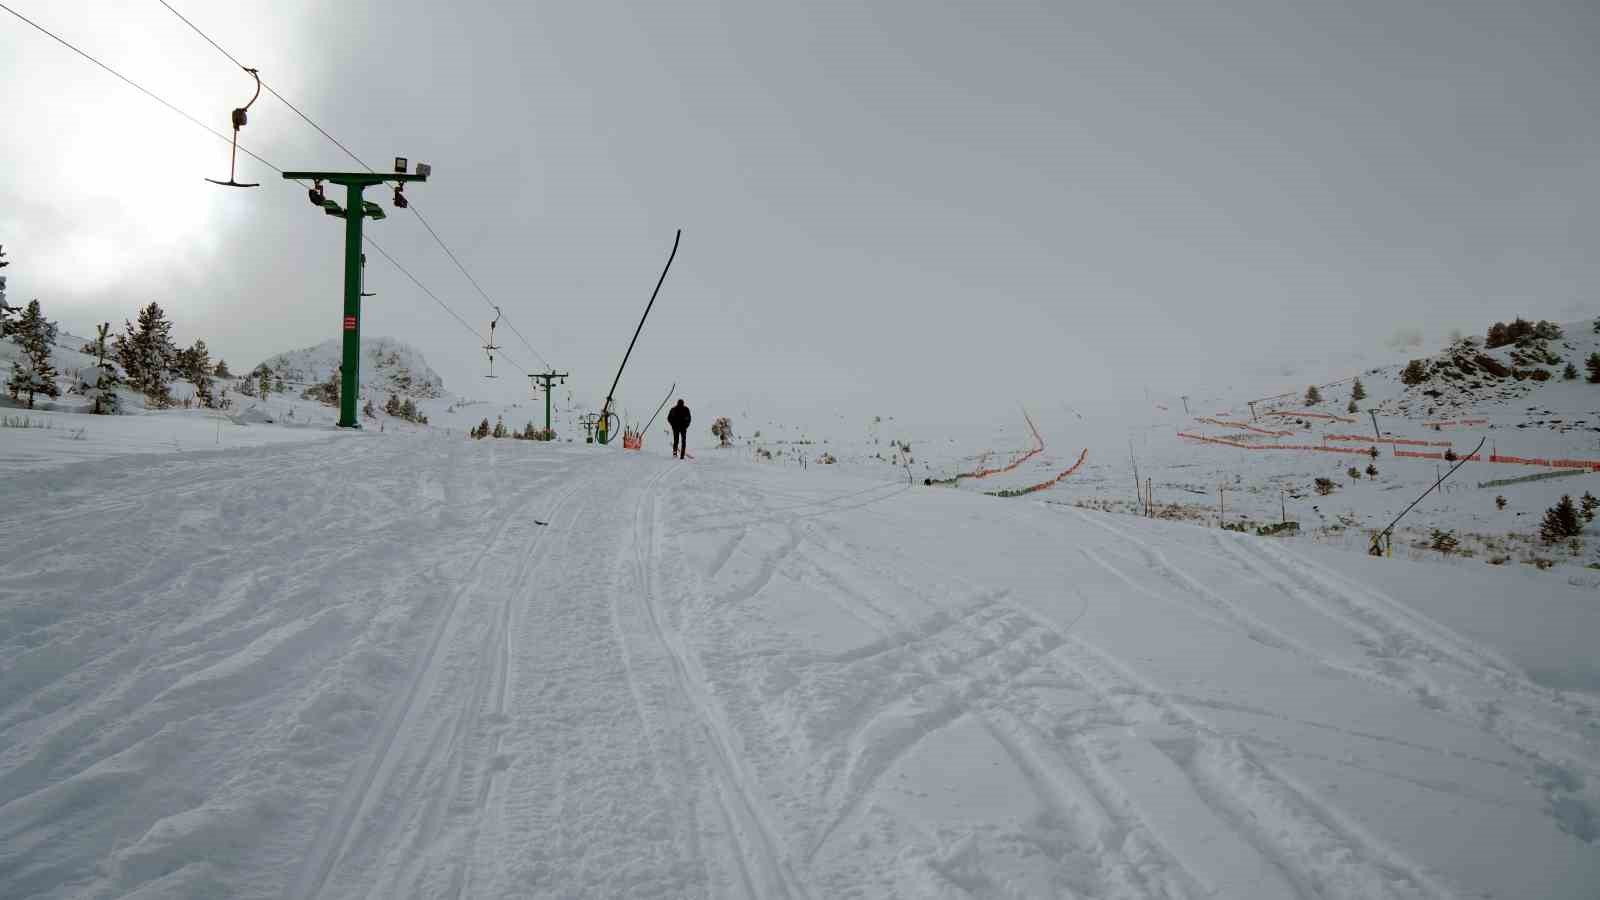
[634,463,813,900]
[286,471,584,900]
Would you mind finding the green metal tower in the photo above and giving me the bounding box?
[529,370,569,437]
[281,163,428,427]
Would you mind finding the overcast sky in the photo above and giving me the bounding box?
[3,0,1596,429]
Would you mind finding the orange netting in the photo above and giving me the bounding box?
[991,448,1089,496]
[1262,410,1358,423]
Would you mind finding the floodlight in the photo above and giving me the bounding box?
[394,157,408,174]
[415,162,432,178]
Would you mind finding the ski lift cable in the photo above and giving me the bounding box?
[153,0,556,371]
[0,2,527,377]
[0,1,284,177]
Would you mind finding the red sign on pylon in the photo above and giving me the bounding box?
[342,316,356,331]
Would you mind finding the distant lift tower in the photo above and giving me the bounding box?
[529,370,568,436]
[282,158,429,427]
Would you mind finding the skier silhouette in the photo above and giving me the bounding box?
[667,399,691,459]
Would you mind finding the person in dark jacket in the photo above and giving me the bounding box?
[667,399,691,459]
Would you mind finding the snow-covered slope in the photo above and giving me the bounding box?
[255,336,448,399]
[0,431,1595,898]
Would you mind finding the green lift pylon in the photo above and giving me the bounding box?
[282,162,429,427]
[529,370,569,437]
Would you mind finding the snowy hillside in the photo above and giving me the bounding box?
[0,428,1596,898]
[729,319,1600,581]
[256,336,448,399]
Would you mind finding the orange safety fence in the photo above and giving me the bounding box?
[1394,449,1480,461]
[1490,454,1600,471]
[990,448,1089,497]
[1323,434,1453,447]
[622,428,643,450]
[1262,410,1358,423]
[1177,433,1374,455]
[1180,432,1600,471]
[1195,417,1294,436]
[963,411,1045,480]
[1423,418,1489,427]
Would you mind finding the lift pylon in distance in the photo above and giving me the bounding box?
[281,160,429,427]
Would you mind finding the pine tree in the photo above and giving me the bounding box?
[401,398,417,421]
[1587,353,1600,384]
[475,418,490,439]
[1304,385,1322,404]
[1540,495,1582,543]
[492,416,508,438]
[1565,362,1580,380]
[213,359,232,378]
[79,322,120,414]
[362,397,376,419]
[254,365,271,399]
[1485,321,1509,348]
[385,394,402,416]
[116,302,175,404]
[0,244,12,339]
[1582,492,1599,523]
[1350,378,1366,401]
[181,339,214,408]
[1401,360,1428,386]
[273,374,285,394]
[6,299,60,408]
[1346,399,1358,414]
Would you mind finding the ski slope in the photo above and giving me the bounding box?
[2,431,1597,899]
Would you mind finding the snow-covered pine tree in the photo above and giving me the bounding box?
[492,416,508,438]
[181,339,214,408]
[474,418,490,439]
[77,322,121,414]
[0,244,12,339]
[116,302,175,404]
[1350,378,1366,401]
[6,299,60,408]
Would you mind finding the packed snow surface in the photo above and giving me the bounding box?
[2,426,1598,899]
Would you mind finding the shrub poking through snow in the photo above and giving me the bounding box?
[1430,528,1459,556]
[1565,363,1580,380]
[1495,495,1507,510]
[1314,477,1337,496]
[711,416,733,447]
[1401,359,1428,386]
[1365,463,1378,477]
[1539,495,1582,543]
[1347,466,1362,480]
